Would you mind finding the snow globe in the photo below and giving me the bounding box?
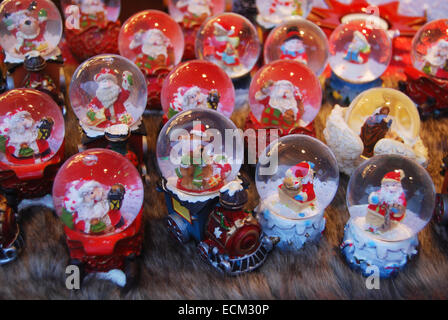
[161,59,235,121]
[0,190,22,265]
[341,154,435,278]
[0,89,65,202]
[0,0,65,110]
[327,19,392,105]
[53,148,144,289]
[245,59,322,153]
[61,0,121,61]
[69,54,149,182]
[256,134,339,251]
[156,108,244,244]
[324,87,428,176]
[168,0,225,60]
[195,12,261,79]
[256,0,313,31]
[118,10,184,109]
[264,19,329,76]
[399,19,448,118]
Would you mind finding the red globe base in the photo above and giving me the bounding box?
[65,20,121,61]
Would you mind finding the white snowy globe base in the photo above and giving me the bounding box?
[257,206,325,251]
[341,219,418,278]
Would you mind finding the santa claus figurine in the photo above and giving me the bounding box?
[3,2,49,56]
[176,0,211,29]
[0,108,53,164]
[212,22,241,68]
[422,38,448,79]
[169,86,220,118]
[344,30,371,64]
[76,0,108,29]
[129,28,175,77]
[366,169,407,233]
[255,79,304,133]
[86,68,134,128]
[278,161,316,212]
[175,123,231,192]
[61,180,126,234]
[280,26,308,65]
[257,0,303,29]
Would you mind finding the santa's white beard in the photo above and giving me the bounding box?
[426,46,448,67]
[8,126,39,155]
[269,96,298,116]
[378,187,403,205]
[283,40,304,53]
[75,199,110,222]
[182,90,207,110]
[96,83,120,109]
[142,43,168,59]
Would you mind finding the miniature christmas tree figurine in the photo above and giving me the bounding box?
[86,68,134,128]
[344,30,371,64]
[366,170,407,233]
[61,180,125,234]
[422,38,448,79]
[255,80,304,132]
[129,28,175,77]
[175,123,231,193]
[0,108,53,164]
[280,27,308,64]
[278,161,316,213]
[198,178,275,275]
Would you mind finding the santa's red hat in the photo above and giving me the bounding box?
[190,123,207,137]
[287,161,315,178]
[94,68,118,83]
[382,169,405,184]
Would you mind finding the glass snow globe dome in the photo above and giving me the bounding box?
[346,154,435,242]
[156,108,243,196]
[0,89,65,167]
[195,12,261,79]
[249,59,322,129]
[256,134,339,220]
[328,19,392,83]
[411,19,448,80]
[69,54,147,136]
[118,9,184,74]
[264,18,329,76]
[345,88,421,147]
[161,59,235,120]
[0,0,62,60]
[53,148,144,236]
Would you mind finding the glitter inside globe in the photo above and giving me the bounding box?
[256,0,313,29]
[60,0,121,25]
[249,60,322,129]
[345,88,421,146]
[161,60,235,119]
[328,19,392,83]
[69,54,147,135]
[346,154,435,241]
[0,89,65,167]
[53,148,144,236]
[256,134,339,219]
[264,19,329,76]
[411,19,448,80]
[156,108,243,195]
[195,12,261,79]
[0,0,62,60]
[118,10,184,76]
[167,0,225,28]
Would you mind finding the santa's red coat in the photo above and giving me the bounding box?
[87,88,130,128]
[73,209,122,234]
[368,192,407,222]
[5,139,50,165]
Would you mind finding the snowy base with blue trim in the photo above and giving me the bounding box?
[257,204,325,251]
[341,219,418,278]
